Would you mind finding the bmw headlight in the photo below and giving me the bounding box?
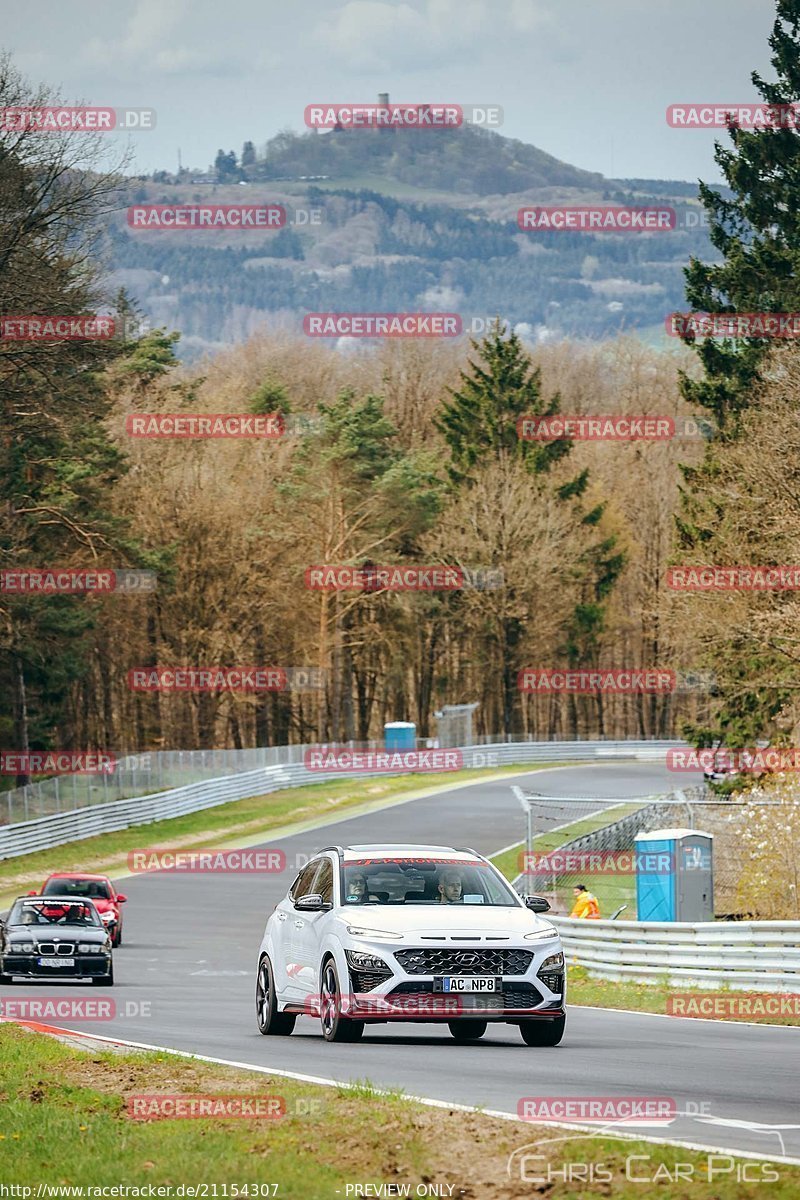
[10,941,34,953]
[524,926,559,941]
[346,925,404,943]
[78,943,105,954]
[345,949,388,971]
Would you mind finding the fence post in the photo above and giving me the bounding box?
[526,802,532,897]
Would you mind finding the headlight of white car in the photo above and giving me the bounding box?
[346,925,404,943]
[540,951,565,969]
[345,950,388,970]
[524,926,559,941]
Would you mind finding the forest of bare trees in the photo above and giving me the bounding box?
[6,322,721,756]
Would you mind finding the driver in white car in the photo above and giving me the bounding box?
[345,872,369,903]
[437,868,464,904]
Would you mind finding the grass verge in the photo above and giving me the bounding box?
[564,965,800,1026]
[0,1024,795,1198]
[0,764,562,905]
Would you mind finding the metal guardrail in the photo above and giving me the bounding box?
[0,736,682,825]
[0,740,681,860]
[551,915,800,993]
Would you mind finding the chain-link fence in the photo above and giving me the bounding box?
[0,734,678,827]
[512,787,800,921]
[0,745,316,826]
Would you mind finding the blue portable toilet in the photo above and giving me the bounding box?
[635,828,714,922]
[384,721,416,751]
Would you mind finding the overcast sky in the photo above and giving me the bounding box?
[3,0,780,181]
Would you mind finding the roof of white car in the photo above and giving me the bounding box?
[342,844,481,861]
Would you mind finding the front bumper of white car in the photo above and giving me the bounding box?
[328,935,566,1023]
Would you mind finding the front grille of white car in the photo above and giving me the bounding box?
[388,981,545,1009]
[394,947,534,975]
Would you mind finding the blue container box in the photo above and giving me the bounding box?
[384,721,416,751]
[635,828,714,922]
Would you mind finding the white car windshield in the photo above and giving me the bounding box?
[341,857,520,906]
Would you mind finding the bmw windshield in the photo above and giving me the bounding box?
[340,857,521,907]
[7,898,102,927]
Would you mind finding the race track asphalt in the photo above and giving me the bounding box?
[5,762,799,1163]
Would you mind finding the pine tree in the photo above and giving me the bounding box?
[435,322,572,484]
[681,0,800,429]
[674,2,800,744]
[434,324,625,734]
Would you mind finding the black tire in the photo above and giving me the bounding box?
[448,1020,487,1041]
[519,1015,565,1046]
[256,956,296,1036]
[320,958,364,1043]
[0,972,13,985]
[112,928,122,948]
[92,966,114,987]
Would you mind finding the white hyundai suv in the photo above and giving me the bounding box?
[256,843,565,1045]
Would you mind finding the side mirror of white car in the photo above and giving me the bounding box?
[524,895,551,913]
[294,893,331,913]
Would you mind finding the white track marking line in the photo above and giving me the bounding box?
[7,1021,798,1166]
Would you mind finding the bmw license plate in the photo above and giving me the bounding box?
[436,976,500,992]
[38,958,74,967]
